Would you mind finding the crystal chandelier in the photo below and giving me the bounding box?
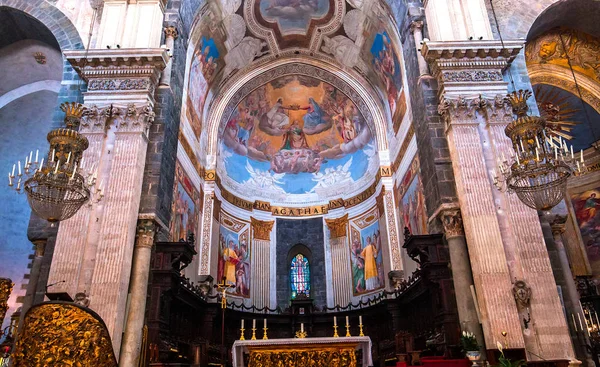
[494,90,585,211]
[7,103,103,222]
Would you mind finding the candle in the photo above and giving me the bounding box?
[29,151,32,164]
[346,316,349,325]
[301,323,304,333]
[16,178,21,190]
[572,313,578,331]
[519,138,524,152]
[535,135,540,148]
[595,311,600,328]
[516,154,520,165]
[536,147,539,161]
[334,316,337,326]
[581,149,584,163]
[571,145,574,159]
[241,319,244,329]
[72,164,77,179]
[18,161,21,175]
[51,149,55,162]
[555,146,558,160]
[8,173,12,186]
[12,164,15,177]
[54,163,59,174]
[253,319,256,329]
[359,315,363,325]
[39,158,44,170]
[35,149,39,163]
[66,152,72,164]
[264,319,267,329]
[80,157,85,168]
[578,313,585,331]
[25,156,28,167]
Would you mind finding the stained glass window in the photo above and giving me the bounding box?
[290,254,310,299]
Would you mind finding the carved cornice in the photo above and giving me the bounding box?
[325,214,349,239]
[80,105,115,134]
[440,209,464,238]
[410,21,424,34]
[64,49,168,98]
[251,217,274,241]
[421,40,523,80]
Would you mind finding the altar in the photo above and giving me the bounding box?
[232,336,373,367]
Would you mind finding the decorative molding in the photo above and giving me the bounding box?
[88,78,150,91]
[391,125,415,173]
[512,280,532,309]
[80,105,115,133]
[200,193,214,275]
[422,40,523,63]
[440,209,464,238]
[409,20,424,34]
[383,190,402,270]
[325,214,349,239]
[441,70,503,83]
[251,217,274,241]
[379,166,392,177]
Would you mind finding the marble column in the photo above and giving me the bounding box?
[0,278,13,327]
[549,215,594,367]
[250,217,274,309]
[440,209,486,353]
[160,26,178,87]
[424,40,574,360]
[119,219,156,367]
[325,215,351,307]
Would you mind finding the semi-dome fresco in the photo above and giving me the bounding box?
[217,74,377,201]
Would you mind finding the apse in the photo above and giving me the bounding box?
[216,73,379,203]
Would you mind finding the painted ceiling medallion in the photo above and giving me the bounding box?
[258,0,332,36]
[34,52,47,64]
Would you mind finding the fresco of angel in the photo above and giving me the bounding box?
[244,160,287,194]
[309,157,353,192]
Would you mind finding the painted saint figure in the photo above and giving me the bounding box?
[351,238,365,293]
[222,239,239,286]
[280,121,310,150]
[360,234,380,291]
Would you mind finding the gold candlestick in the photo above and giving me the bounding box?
[333,325,339,338]
[295,330,307,339]
[240,327,245,340]
[251,328,257,340]
[262,327,268,340]
[345,323,351,337]
[359,323,364,337]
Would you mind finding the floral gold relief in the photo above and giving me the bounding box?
[325,214,349,239]
[0,278,13,326]
[251,217,275,241]
[11,302,118,367]
[248,346,357,367]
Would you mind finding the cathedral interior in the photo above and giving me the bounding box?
[2,0,600,366]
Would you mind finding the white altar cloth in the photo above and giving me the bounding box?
[232,336,373,367]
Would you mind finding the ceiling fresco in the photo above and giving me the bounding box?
[183,0,405,142]
[218,74,378,201]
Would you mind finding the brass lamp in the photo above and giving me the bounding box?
[8,102,102,222]
[494,90,584,211]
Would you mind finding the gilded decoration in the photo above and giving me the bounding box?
[440,209,464,238]
[512,280,532,309]
[526,28,600,84]
[136,219,156,249]
[248,347,357,367]
[551,215,568,236]
[326,214,349,239]
[0,278,14,325]
[11,303,117,367]
[251,217,274,241]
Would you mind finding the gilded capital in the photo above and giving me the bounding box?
[325,214,349,239]
[410,20,424,34]
[164,26,179,40]
[441,209,464,238]
[251,217,274,241]
[136,219,156,248]
[551,215,568,236]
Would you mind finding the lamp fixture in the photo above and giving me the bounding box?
[493,90,584,211]
[7,103,103,222]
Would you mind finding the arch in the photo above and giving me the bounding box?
[204,56,390,161]
[0,1,83,50]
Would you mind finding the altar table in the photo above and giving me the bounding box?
[232,336,373,367]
